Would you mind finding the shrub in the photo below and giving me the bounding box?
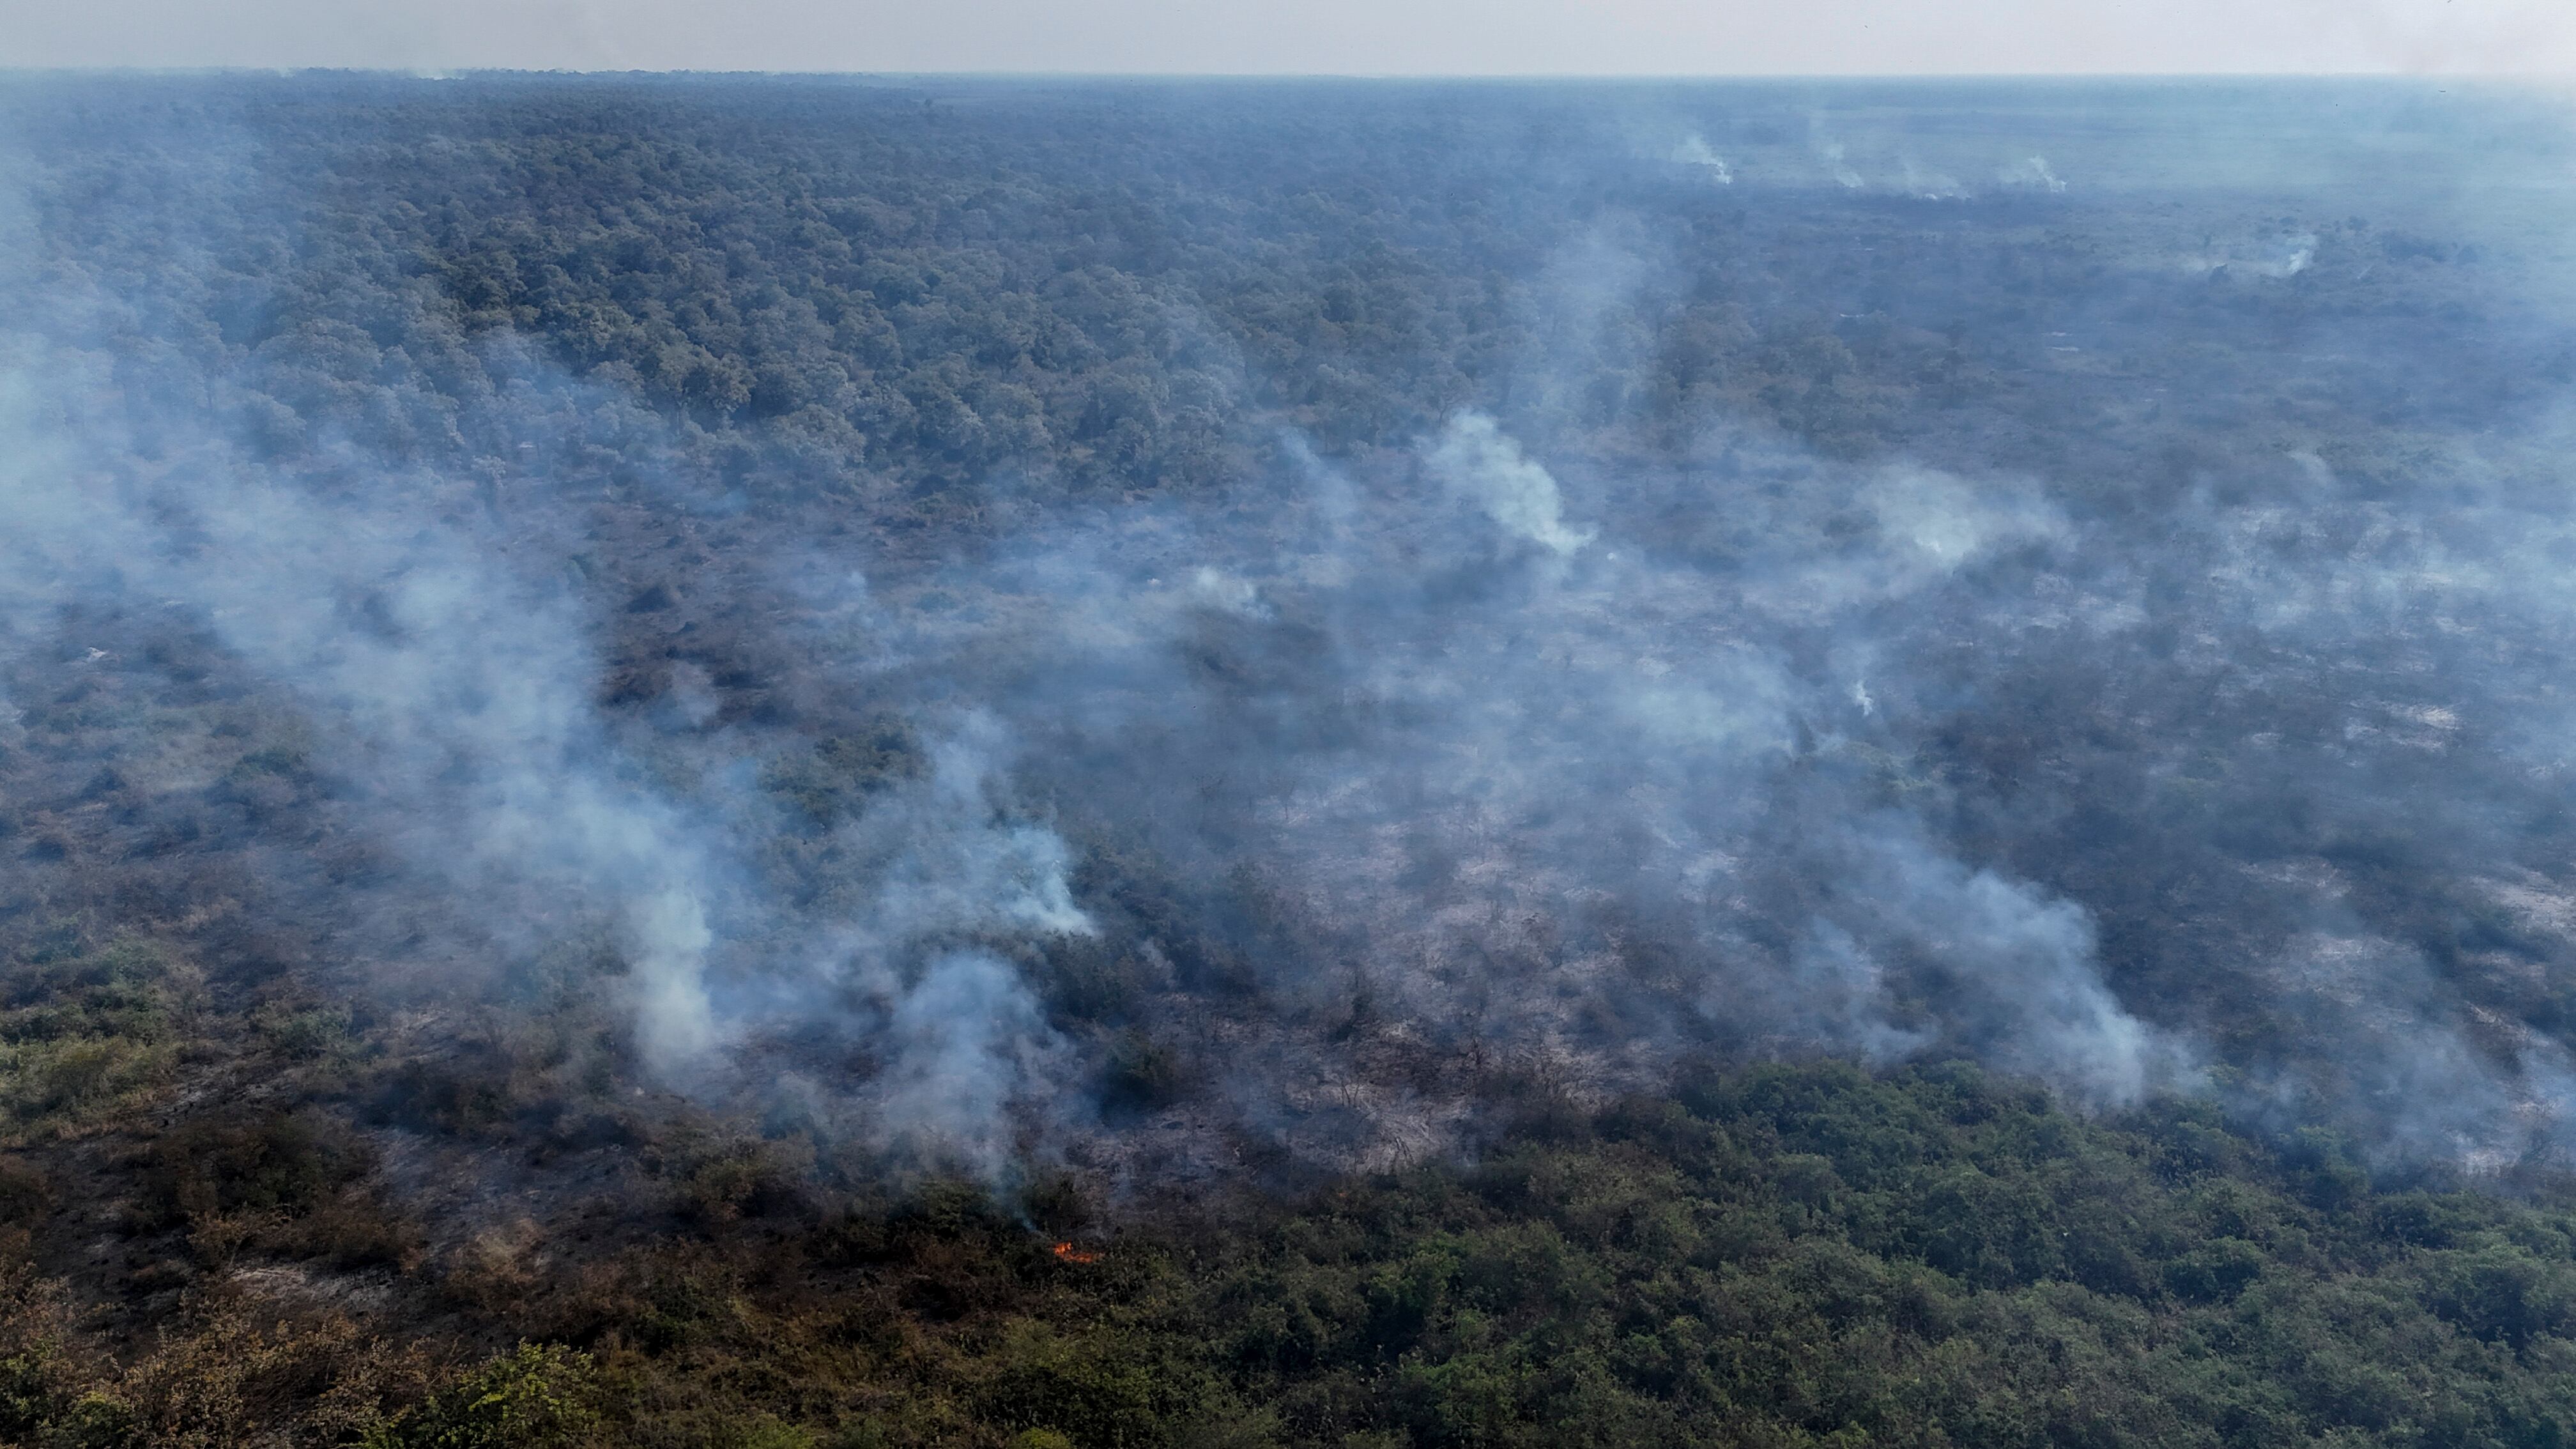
[142,1109,374,1229]
[364,1343,602,1449]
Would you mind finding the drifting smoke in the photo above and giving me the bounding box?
[1424,411,1598,556]
[0,338,708,1075]
[2000,155,2067,192]
[1825,822,2187,1108]
[866,951,1066,1175]
[855,411,2201,1164]
[1671,133,1734,183]
[10,76,2576,1192]
[1897,155,1967,201]
[2184,230,2320,278]
[1820,139,1865,189]
[0,286,1095,1175]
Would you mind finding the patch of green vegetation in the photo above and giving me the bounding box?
[141,1109,375,1229]
[364,1343,602,1449]
[0,940,190,1143]
[762,719,928,831]
[9,1060,2576,1444]
[251,1000,361,1067]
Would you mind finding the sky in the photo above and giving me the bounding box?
[1,0,2572,75]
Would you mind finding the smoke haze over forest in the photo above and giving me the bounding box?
[8,75,2576,1181]
[17,73,2576,1445]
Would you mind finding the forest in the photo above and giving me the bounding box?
[6,73,2576,1443]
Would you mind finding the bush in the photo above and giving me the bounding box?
[365,1343,602,1449]
[142,1109,374,1229]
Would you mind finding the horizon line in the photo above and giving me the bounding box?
[0,66,2555,82]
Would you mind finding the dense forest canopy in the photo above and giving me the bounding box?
[6,73,2576,1444]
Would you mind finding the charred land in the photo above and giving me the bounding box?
[6,73,2576,1445]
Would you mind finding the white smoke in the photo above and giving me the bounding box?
[2182,231,2320,279]
[1425,410,1597,556]
[1752,464,2069,618]
[1830,824,2195,1108]
[2000,155,2067,192]
[868,951,1068,1176]
[1778,923,1927,1065]
[0,330,730,1076]
[766,711,1095,1167]
[630,886,721,1069]
[0,266,1094,1163]
[1899,156,1967,201]
[850,717,1095,946]
[886,408,2195,1160]
[1189,565,1267,617]
[1671,134,1734,183]
[1821,141,1864,190]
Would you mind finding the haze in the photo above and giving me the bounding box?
[3,0,2573,75]
[13,8,2576,1428]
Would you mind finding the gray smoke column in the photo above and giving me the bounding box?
[880,406,2198,1165]
[0,224,1095,1167]
[724,712,1101,1171]
[1814,819,2194,1107]
[1427,411,1597,556]
[1671,134,1735,183]
[0,325,726,1075]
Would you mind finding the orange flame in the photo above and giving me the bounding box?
[1051,1241,1098,1264]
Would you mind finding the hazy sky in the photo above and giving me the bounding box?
[1,0,2572,75]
